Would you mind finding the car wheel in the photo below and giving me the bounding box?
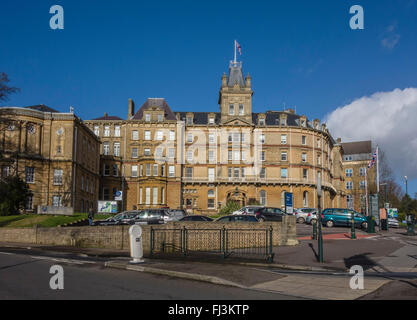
[326,220,334,228]
[361,222,368,230]
[311,219,317,225]
[297,217,305,224]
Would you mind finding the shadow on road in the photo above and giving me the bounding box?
[343,253,378,271]
[308,243,319,262]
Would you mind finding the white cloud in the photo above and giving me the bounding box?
[325,88,417,180]
[381,23,400,49]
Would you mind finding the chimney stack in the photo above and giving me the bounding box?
[128,99,135,120]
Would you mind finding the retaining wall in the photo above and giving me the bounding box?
[0,216,298,254]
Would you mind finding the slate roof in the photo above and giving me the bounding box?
[91,115,123,121]
[227,64,245,87]
[175,110,319,128]
[176,112,221,124]
[132,98,177,121]
[24,104,59,113]
[341,141,372,155]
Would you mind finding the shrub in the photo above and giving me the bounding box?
[0,176,31,216]
[219,201,241,216]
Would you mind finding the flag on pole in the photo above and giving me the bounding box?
[236,41,242,55]
[368,150,377,169]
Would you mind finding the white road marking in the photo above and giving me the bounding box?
[29,255,96,265]
[0,251,96,265]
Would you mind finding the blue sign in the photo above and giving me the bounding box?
[285,192,293,214]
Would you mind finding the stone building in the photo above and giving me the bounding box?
[85,60,348,215]
[0,105,101,213]
[341,140,377,213]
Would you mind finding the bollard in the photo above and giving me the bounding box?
[351,211,356,239]
[406,214,415,236]
[312,222,317,240]
[129,225,144,264]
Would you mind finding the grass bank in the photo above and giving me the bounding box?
[0,213,110,228]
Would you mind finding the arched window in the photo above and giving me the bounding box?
[260,190,266,206]
[303,191,308,208]
[208,189,215,197]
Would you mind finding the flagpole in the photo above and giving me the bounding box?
[234,40,237,64]
[365,167,369,216]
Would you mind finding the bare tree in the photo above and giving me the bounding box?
[0,72,20,103]
[378,148,403,207]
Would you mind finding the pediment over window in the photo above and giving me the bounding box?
[221,117,253,127]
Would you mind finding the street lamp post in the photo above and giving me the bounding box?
[405,176,408,214]
[317,174,323,263]
[380,183,388,231]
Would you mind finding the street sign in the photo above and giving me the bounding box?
[369,194,380,226]
[98,201,118,213]
[387,208,398,219]
[285,192,293,215]
[114,190,123,201]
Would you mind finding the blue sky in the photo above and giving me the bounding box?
[1,0,416,196]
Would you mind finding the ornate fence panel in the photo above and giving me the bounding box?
[149,226,274,262]
[150,228,184,255]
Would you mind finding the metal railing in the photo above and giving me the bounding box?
[150,226,274,262]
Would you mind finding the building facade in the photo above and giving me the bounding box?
[341,140,377,213]
[85,60,348,215]
[0,105,101,213]
[1,60,360,216]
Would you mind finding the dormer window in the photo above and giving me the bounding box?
[280,117,287,126]
[145,114,151,122]
[229,104,235,116]
[301,120,306,127]
[259,118,265,126]
[238,104,244,116]
[209,117,215,125]
[157,114,163,122]
[187,117,193,125]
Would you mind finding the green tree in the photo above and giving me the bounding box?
[219,201,241,216]
[399,194,417,216]
[0,175,31,216]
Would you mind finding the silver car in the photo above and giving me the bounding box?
[305,211,318,225]
[295,208,316,223]
[388,218,399,228]
[232,206,264,215]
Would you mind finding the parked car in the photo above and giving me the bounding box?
[295,208,316,223]
[132,209,168,225]
[232,205,264,215]
[321,208,368,229]
[214,215,259,223]
[253,207,286,222]
[92,211,141,226]
[179,215,213,222]
[388,218,399,228]
[166,209,186,222]
[305,211,318,225]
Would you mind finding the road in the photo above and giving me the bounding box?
[0,250,301,300]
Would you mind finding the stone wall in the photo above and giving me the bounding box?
[0,216,298,254]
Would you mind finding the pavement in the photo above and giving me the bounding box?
[1,225,416,300]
